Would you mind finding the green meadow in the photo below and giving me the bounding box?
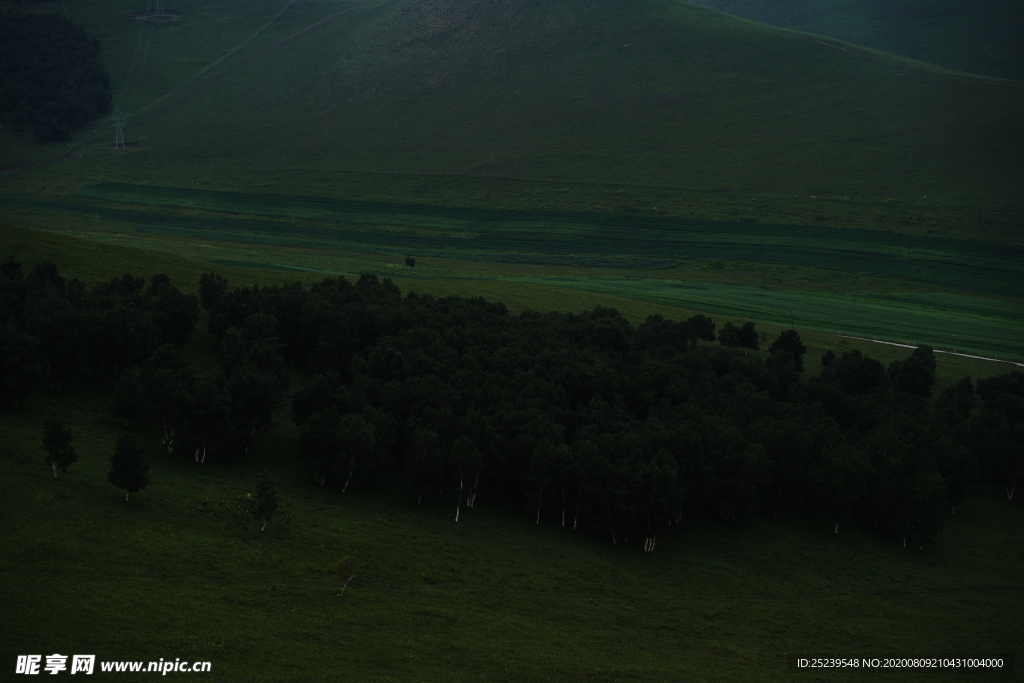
[3,178,1020,360]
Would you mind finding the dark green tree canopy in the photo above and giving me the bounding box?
[7,260,1011,551]
[888,346,937,397]
[0,12,112,142]
[769,329,806,372]
[719,321,758,349]
[108,436,150,503]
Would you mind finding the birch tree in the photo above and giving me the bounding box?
[807,445,872,534]
[298,409,376,490]
[449,436,480,523]
[247,471,278,532]
[42,418,78,480]
[336,413,376,493]
[134,345,195,453]
[404,420,444,504]
[107,436,149,503]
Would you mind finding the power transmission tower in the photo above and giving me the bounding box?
[113,106,126,148]
[156,0,165,16]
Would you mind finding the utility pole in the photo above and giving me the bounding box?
[113,106,125,148]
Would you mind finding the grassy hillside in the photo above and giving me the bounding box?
[2,0,1023,200]
[687,0,1024,80]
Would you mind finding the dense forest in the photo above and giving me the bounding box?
[0,12,111,142]
[2,260,1021,551]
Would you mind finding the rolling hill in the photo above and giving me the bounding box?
[120,0,1024,199]
[3,0,1023,201]
[687,0,1024,81]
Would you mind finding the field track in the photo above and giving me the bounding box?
[839,336,1024,367]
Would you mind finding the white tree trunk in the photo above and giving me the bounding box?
[261,519,267,532]
[834,521,839,534]
[161,422,174,454]
[719,502,734,521]
[51,462,59,480]
[1006,481,1016,501]
[573,493,581,531]
[342,467,354,494]
[643,533,657,553]
[124,490,130,503]
[455,477,463,523]
[560,487,565,528]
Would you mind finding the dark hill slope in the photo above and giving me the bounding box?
[687,0,1024,81]
[115,0,1023,199]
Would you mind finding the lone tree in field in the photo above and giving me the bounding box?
[247,471,278,532]
[42,418,79,480]
[107,435,149,503]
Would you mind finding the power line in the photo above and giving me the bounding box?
[113,105,126,148]
[117,1,157,113]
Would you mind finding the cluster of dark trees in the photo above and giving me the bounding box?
[0,259,200,399]
[3,261,1022,551]
[0,12,111,142]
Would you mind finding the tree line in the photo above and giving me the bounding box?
[0,12,112,142]
[3,260,1021,550]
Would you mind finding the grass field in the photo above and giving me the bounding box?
[2,365,1022,682]
[3,177,1020,360]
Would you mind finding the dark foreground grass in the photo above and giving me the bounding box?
[1,377,1022,682]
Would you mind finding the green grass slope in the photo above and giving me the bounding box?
[687,0,1024,81]
[3,0,1023,200]
[2,373,1022,681]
